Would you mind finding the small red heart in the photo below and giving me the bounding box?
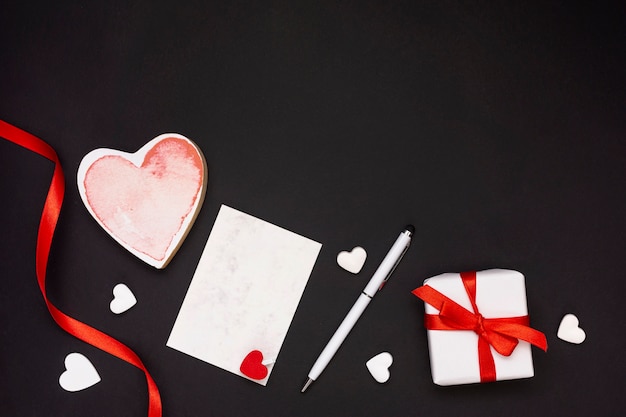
[240,350,268,380]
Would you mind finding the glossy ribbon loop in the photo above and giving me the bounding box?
[0,120,161,417]
[413,271,547,382]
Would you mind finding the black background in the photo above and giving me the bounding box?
[1,1,625,416]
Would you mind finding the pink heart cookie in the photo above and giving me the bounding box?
[77,134,207,268]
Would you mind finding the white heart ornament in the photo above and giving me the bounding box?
[557,313,586,344]
[59,353,101,392]
[77,134,207,269]
[110,283,137,314]
[366,352,393,383]
[337,246,367,274]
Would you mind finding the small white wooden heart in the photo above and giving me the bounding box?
[110,283,137,314]
[366,352,393,383]
[557,313,586,344]
[337,246,367,274]
[59,352,101,392]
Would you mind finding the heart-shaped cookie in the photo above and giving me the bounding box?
[59,352,101,392]
[110,283,137,314]
[337,246,367,274]
[77,134,207,268]
[557,313,586,344]
[240,350,269,380]
[366,352,393,383]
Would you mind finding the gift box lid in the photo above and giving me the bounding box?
[420,269,536,386]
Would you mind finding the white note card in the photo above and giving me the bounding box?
[167,204,322,385]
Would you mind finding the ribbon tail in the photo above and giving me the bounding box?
[489,322,548,352]
[477,337,497,383]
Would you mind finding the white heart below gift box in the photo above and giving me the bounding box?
[557,313,586,344]
[77,134,208,268]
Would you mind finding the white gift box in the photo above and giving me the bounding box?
[418,269,537,386]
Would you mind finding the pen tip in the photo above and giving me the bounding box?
[405,224,415,234]
[301,378,313,393]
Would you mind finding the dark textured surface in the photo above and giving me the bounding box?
[1,1,625,416]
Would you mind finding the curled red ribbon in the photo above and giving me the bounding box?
[0,120,162,417]
[412,271,547,382]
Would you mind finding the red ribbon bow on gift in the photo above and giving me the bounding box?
[412,271,547,383]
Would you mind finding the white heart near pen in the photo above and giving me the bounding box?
[337,246,367,274]
[366,352,393,383]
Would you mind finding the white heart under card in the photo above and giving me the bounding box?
[337,246,367,274]
[77,134,207,268]
[59,352,101,392]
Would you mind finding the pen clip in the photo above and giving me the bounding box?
[378,242,410,291]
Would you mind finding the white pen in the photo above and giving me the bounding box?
[301,225,414,392]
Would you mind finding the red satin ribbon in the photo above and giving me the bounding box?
[0,120,162,417]
[412,271,547,382]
